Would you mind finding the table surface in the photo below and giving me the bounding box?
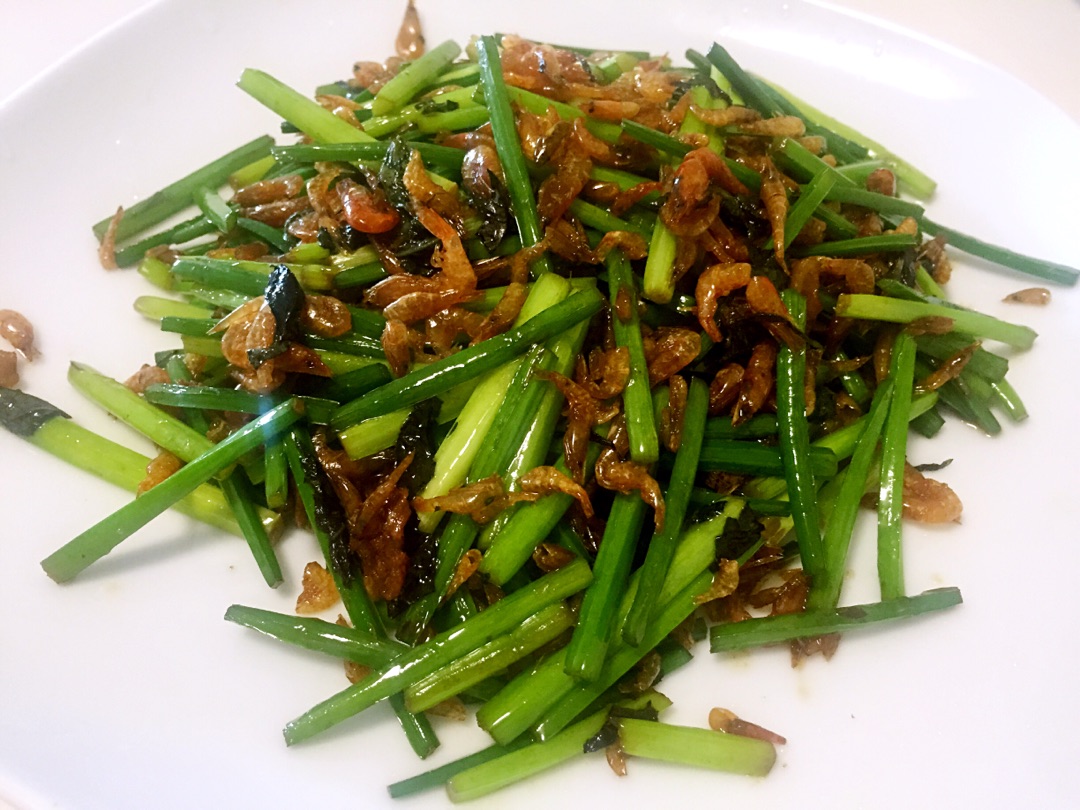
[3,0,1079,123]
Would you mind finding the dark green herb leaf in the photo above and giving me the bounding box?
[396,399,441,497]
[247,264,304,369]
[0,387,68,438]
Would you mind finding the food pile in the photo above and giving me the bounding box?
[3,2,1075,801]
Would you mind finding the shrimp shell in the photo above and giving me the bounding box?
[920,234,953,285]
[708,706,789,745]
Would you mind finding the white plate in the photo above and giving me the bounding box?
[2,1,1078,808]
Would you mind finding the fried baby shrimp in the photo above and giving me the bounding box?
[395,0,425,59]
[445,549,483,602]
[137,450,183,495]
[659,374,688,453]
[381,319,412,378]
[302,294,352,337]
[790,256,875,323]
[575,345,630,400]
[708,363,745,416]
[746,275,805,350]
[460,142,505,236]
[403,149,468,227]
[232,173,306,206]
[757,158,790,271]
[239,197,310,228]
[421,306,484,357]
[901,462,963,523]
[336,177,400,234]
[540,369,609,483]
[745,275,794,323]
[700,216,751,263]
[595,442,666,531]
[736,115,806,138]
[412,474,511,524]
[537,119,618,225]
[610,178,662,217]
[214,298,334,394]
[0,309,38,358]
[123,363,170,394]
[366,205,480,323]
[316,93,368,129]
[644,327,701,387]
[461,142,503,192]
[687,104,762,128]
[695,262,752,342]
[97,206,123,270]
[383,288,483,328]
[316,444,413,602]
[662,148,751,237]
[519,465,595,518]
[497,35,595,98]
[515,107,567,165]
[1003,287,1051,305]
[470,282,528,345]
[305,167,346,223]
[352,60,400,93]
[914,342,979,395]
[920,234,953,285]
[733,340,778,425]
[544,218,647,266]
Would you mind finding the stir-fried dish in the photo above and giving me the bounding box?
[3,2,1076,801]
